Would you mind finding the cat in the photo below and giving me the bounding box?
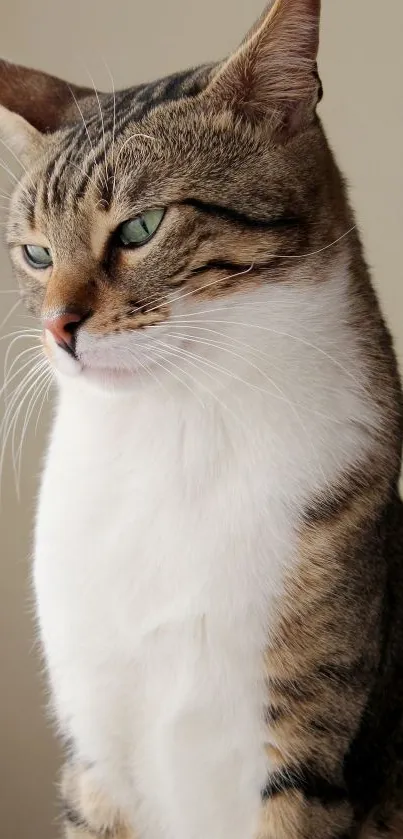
[1,0,403,837]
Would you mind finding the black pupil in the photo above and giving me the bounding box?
[140,218,149,235]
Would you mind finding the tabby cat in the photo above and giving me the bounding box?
[1,0,403,837]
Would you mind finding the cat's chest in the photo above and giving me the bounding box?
[34,391,296,653]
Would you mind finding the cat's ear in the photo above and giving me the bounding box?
[206,0,322,135]
[0,60,92,160]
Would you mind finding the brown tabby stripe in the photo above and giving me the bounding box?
[45,65,213,211]
[261,766,347,804]
[181,198,300,230]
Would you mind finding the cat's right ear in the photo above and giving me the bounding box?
[0,60,92,161]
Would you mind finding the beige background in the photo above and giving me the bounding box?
[0,1,402,837]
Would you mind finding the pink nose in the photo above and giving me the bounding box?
[43,312,83,351]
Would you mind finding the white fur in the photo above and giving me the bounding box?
[34,263,379,839]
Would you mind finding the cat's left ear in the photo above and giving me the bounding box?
[205,0,322,136]
[0,59,92,161]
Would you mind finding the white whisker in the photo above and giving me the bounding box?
[122,346,171,398]
[157,335,326,470]
[67,85,95,155]
[85,68,108,188]
[35,373,53,436]
[0,138,36,191]
[139,345,206,410]
[163,329,341,424]
[3,342,42,394]
[11,362,49,496]
[150,342,247,430]
[0,298,22,333]
[15,366,52,489]
[168,312,368,396]
[181,324,349,418]
[103,60,116,177]
[0,328,42,346]
[65,160,103,197]
[0,158,35,207]
[113,133,158,197]
[0,357,48,499]
[148,265,255,314]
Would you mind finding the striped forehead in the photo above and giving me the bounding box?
[35,64,212,217]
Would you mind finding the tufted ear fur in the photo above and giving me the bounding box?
[0,60,93,160]
[206,0,322,135]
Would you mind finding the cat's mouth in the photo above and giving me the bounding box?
[43,329,151,386]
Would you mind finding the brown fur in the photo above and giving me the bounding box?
[61,761,133,838]
[1,1,403,837]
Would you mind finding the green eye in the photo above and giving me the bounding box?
[118,208,165,247]
[23,244,53,269]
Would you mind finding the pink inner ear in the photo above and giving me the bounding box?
[0,59,94,134]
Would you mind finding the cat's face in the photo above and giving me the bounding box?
[1,0,335,391]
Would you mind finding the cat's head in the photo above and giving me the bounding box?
[0,0,342,392]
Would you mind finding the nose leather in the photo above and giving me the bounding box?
[44,312,83,351]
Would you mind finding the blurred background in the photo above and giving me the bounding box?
[0,1,402,836]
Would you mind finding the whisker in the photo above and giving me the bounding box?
[139,345,206,410]
[1,349,44,402]
[163,330,341,424]
[155,337,235,385]
[103,60,116,180]
[35,372,53,436]
[15,366,52,489]
[0,159,35,207]
[10,362,49,495]
[0,158,23,187]
[166,323,348,422]
[85,67,108,188]
[153,328,353,479]
[0,327,42,346]
[158,334,318,452]
[4,336,41,384]
[65,160,103,197]
[67,85,95,155]
[168,312,369,396]
[0,357,48,498]
[1,354,46,433]
[145,265,255,316]
[121,346,171,398]
[149,342,247,430]
[0,137,36,191]
[113,132,158,196]
[140,227,358,316]
[0,298,22,333]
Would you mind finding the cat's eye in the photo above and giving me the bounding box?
[118,208,165,247]
[23,244,53,269]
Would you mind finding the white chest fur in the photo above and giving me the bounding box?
[34,277,375,839]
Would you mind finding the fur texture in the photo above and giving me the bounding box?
[1,1,403,837]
